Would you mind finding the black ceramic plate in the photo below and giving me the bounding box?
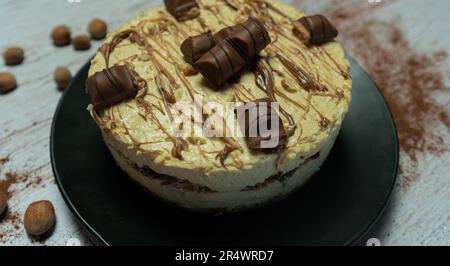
[51,57,399,246]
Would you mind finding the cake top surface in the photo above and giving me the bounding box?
[88,0,352,191]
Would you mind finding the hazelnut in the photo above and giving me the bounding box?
[24,200,56,236]
[53,67,72,91]
[182,65,199,76]
[3,47,24,66]
[51,25,72,47]
[88,19,108,40]
[72,35,91,51]
[0,72,17,94]
[0,191,7,216]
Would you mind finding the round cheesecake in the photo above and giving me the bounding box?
[87,0,352,212]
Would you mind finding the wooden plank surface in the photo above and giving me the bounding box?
[0,0,449,246]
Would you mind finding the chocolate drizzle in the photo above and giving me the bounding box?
[220,0,239,11]
[216,144,237,167]
[101,29,144,67]
[100,28,190,160]
[254,58,295,125]
[91,0,351,166]
[276,53,327,92]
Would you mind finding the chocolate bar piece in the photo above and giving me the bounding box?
[194,17,271,88]
[86,65,138,111]
[181,32,216,64]
[228,17,271,60]
[294,15,338,45]
[180,26,238,65]
[237,98,287,152]
[164,0,200,21]
[213,26,237,43]
[194,38,246,88]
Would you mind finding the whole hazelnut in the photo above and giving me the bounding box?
[3,47,25,66]
[72,35,91,51]
[0,72,17,94]
[24,200,56,236]
[0,191,7,216]
[88,19,108,40]
[53,67,72,91]
[51,25,72,47]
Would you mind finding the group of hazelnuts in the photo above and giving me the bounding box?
[0,18,108,239]
[0,18,108,95]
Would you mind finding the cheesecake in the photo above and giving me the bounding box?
[86,0,352,212]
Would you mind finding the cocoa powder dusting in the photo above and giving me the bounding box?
[1,171,47,244]
[323,2,450,189]
[0,172,30,199]
[0,156,9,166]
[0,211,21,244]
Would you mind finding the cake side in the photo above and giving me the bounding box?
[107,124,339,212]
[87,0,352,193]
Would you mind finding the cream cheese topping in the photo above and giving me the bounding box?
[88,0,352,192]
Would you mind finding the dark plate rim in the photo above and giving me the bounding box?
[50,57,399,246]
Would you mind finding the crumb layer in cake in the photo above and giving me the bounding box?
[106,125,338,211]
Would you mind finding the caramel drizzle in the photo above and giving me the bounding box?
[275,52,326,92]
[216,137,243,167]
[115,54,139,66]
[274,42,346,102]
[244,1,349,85]
[144,47,188,160]
[271,56,332,128]
[233,84,254,102]
[197,0,233,26]
[245,0,293,20]
[254,58,295,125]
[196,17,211,32]
[115,107,166,147]
[143,20,245,164]
[277,24,350,81]
[102,29,145,67]
[220,0,239,11]
[216,144,237,167]
[207,0,343,132]
[135,85,187,160]
[101,29,189,159]
[318,48,350,80]
[140,24,241,163]
[230,1,345,157]
[95,0,350,166]
[137,17,245,165]
[246,1,341,131]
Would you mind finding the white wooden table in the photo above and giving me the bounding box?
[0,0,448,246]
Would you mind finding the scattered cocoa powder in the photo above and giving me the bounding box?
[0,172,30,199]
[0,172,47,200]
[0,171,48,244]
[322,2,450,189]
[0,156,9,166]
[0,210,21,244]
